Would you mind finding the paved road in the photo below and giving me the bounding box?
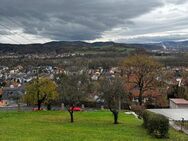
[170,121,188,135]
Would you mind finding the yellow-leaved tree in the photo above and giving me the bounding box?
[24,77,59,110]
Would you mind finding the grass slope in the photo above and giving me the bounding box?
[0,111,187,141]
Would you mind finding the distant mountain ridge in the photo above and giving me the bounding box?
[150,40,188,49]
[1,40,188,54]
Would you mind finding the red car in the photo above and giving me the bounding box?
[69,107,81,111]
[32,108,45,111]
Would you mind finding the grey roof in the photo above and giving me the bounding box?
[2,87,25,100]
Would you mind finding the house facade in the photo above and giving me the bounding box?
[170,98,188,109]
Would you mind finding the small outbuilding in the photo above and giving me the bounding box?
[170,98,188,109]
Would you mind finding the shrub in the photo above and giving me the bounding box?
[131,105,145,118]
[143,110,152,128]
[143,110,169,138]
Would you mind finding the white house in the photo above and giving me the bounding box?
[170,98,188,109]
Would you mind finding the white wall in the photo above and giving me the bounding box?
[170,100,188,109]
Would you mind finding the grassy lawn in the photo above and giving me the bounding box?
[0,111,187,141]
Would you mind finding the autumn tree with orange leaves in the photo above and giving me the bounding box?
[121,55,162,105]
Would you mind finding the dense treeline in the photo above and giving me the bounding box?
[0,41,136,54]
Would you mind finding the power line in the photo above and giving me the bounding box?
[0,34,22,44]
[4,16,23,28]
[2,17,37,43]
[0,9,49,44]
[1,18,49,44]
[0,8,32,43]
[0,23,32,43]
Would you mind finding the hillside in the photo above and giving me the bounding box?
[0,41,162,54]
[3,40,188,55]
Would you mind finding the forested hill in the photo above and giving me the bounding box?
[0,41,162,54]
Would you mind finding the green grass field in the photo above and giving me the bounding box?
[0,111,187,141]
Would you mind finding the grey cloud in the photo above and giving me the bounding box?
[164,0,187,4]
[119,34,188,43]
[0,29,10,35]
[0,0,163,41]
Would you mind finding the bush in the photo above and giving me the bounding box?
[143,110,152,128]
[143,110,169,138]
[131,105,145,118]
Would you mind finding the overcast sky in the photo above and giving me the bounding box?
[0,0,188,44]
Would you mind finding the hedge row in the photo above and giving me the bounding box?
[143,110,169,138]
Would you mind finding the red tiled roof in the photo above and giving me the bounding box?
[170,98,188,105]
[124,74,162,98]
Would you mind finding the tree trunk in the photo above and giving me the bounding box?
[17,103,21,112]
[69,111,74,123]
[37,94,47,110]
[37,101,42,110]
[138,91,143,106]
[47,103,51,110]
[112,111,118,124]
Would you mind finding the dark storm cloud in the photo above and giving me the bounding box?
[0,0,163,41]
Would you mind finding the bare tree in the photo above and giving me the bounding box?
[60,73,89,123]
[121,55,162,105]
[99,77,127,124]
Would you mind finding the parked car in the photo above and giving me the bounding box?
[69,107,81,111]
